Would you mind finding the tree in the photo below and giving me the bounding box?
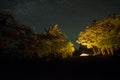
[0,10,38,57]
[38,24,75,58]
[76,14,120,55]
[0,10,75,59]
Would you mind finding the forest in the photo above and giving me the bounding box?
[0,10,120,59]
[0,10,120,79]
[77,14,120,56]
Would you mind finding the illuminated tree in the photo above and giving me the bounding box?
[39,24,75,58]
[76,14,120,55]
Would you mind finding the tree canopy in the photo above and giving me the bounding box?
[0,10,75,59]
[38,24,75,58]
[76,14,120,55]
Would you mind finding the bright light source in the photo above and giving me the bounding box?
[80,53,89,56]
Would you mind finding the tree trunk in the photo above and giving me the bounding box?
[110,48,113,55]
[97,48,101,54]
[101,49,105,55]
[92,46,97,55]
[106,48,110,55]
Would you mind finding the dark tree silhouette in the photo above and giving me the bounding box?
[0,10,75,60]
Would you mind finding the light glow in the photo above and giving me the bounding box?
[80,53,89,56]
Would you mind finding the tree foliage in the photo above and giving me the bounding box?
[76,14,120,55]
[38,24,75,58]
[0,10,75,59]
[0,10,37,57]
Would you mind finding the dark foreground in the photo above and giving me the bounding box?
[0,56,120,80]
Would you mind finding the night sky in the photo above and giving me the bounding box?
[0,0,120,48]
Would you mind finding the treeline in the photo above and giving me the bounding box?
[0,10,120,61]
[0,10,75,61]
[77,14,120,56]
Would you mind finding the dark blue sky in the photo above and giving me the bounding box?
[0,0,120,48]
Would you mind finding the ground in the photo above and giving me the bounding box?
[0,55,120,80]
